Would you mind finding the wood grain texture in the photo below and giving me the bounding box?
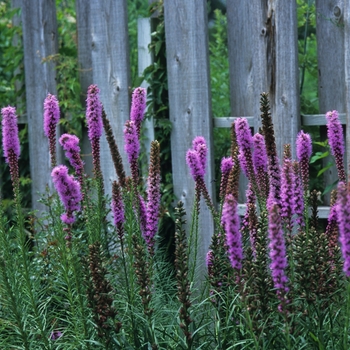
[90,0,131,197]
[227,0,300,201]
[76,0,93,176]
[21,0,60,213]
[164,0,215,267]
[138,18,154,166]
[316,0,345,203]
[345,1,350,176]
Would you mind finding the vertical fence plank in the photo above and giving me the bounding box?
[21,0,59,213]
[89,0,131,196]
[138,18,154,166]
[164,0,215,267]
[76,0,93,176]
[227,2,259,203]
[227,1,300,202]
[345,1,350,174]
[316,0,345,203]
[272,1,300,158]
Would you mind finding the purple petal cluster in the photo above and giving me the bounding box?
[296,131,312,192]
[124,120,140,164]
[235,118,254,180]
[59,134,84,185]
[253,133,269,198]
[336,182,350,276]
[281,158,294,232]
[130,87,146,136]
[1,106,20,189]
[44,94,60,167]
[219,157,234,199]
[268,203,289,309]
[326,110,346,182]
[144,142,161,249]
[1,106,20,162]
[43,94,60,138]
[222,194,243,270]
[186,136,207,181]
[221,157,233,174]
[111,181,125,238]
[51,165,82,225]
[292,161,305,228]
[86,85,103,140]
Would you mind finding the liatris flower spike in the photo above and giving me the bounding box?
[130,87,146,138]
[1,106,20,188]
[253,133,269,198]
[51,165,82,225]
[59,134,84,187]
[44,94,60,167]
[268,202,289,312]
[219,157,233,199]
[337,182,350,276]
[234,118,255,181]
[326,110,346,182]
[296,130,312,193]
[222,194,243,272]
[144,141,161,251]
[86,85,103,183]
[124,120,140,187]
[111,181,125,240]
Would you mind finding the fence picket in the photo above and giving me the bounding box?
[21,0,60,213]
[164,0,215,267]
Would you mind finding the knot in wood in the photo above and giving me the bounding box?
[333,5,341,18]
[261,27,267,36]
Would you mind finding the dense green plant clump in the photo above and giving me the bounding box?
[0,90,350,349]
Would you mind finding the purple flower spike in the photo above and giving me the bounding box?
[86,85,103,140]
[186,149,205,180]
[253,133,269,198]
[337,182,350,276]
[326,110,346,182]
[292,161,305,228]
[51,165,82,225]
[44,94,60,167]
[130,87,147,138]
[296,131,312,192]
[222,194,243,271]
[111,181,125,239]
[144,141,161,251]
[221,157,233,175]
[219,157,234,199]
[192,136,207,172]
[124,120,140,186]
[281,158,294,234]
[1,106,20,161]
[1,106,20,188]
[268,202,289,311]
[59,134,84,186]
[235,118,255,182]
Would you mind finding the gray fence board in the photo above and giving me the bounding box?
[164,0,215,268]
[90,0,131,196]
[316,0,345,203]
[21,0,60,213]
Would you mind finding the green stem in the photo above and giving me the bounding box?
[343,280,350,349]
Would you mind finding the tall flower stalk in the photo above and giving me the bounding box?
[130,87,147,138]
[51,165,82,226]
[1,106,20,193]
[124,120,140,189]
[268,203,289,313]
[44,94,60,168]
[144,141,161,253]
[86,84,103,187]
[296,131,312,194]
[59,134,84,188]
[326,110,346,182]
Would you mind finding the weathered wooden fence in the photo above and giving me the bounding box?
[14,0,350,265]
